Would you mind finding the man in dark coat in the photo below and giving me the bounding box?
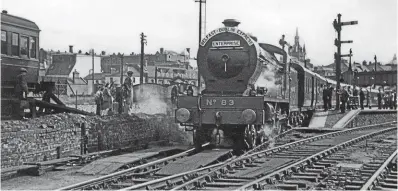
[14,68,29,119]
[353,88,358,109]
[359,88,365,110]
[322,85,328,111]
[15,68,29,99]
[377,88,382,109]
[340,86,349,113]
[123,71,134,113]
[328,84,333,110]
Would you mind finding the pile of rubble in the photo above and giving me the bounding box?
[1,112,190,145]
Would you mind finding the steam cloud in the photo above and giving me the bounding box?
[130,85,170,115]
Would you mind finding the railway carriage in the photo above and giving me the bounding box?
[1,10,40,94]
[1,10,41,116]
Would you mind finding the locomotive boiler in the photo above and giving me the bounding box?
[176,19,292,153]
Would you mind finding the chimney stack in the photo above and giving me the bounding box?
[222,19,240,27]
[160,48,164,54]
[69,45,73,53]
[2,10,8,14]
[72,69,79,84]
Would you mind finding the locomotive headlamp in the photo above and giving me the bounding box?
[176,108,190,123]
[241,109,256,124]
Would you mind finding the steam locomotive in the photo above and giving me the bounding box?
[175,19,379,153]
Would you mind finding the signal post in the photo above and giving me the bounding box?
[333,14,358,110]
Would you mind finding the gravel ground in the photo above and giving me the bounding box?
[1,166,102,190]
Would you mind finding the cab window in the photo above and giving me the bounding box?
[20,36,29,57]
[1,31,7,54]
[30,36,36,58]
[11,33,19,56]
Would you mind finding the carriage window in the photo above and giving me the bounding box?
[20,36,29,57]
[1,31,7,55]
[30,37,36,58]
[11,33,19,56]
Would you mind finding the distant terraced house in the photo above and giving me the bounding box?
[43,46,102,96]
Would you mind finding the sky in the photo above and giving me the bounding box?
[2,0,397,66]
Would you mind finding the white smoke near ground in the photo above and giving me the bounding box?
[128,84,192,145]
[130,85,170,115]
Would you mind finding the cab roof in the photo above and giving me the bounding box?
[1,10,40,31]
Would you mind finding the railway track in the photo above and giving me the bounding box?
[116,121,396,190]
[57,143,212,190]
[57,128,299,190]
[360,151,397,190]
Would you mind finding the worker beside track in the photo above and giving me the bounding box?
[95,85,104,116]
[14,68,29,119]
[123,71,134,113]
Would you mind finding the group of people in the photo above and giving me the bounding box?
[322,84,334,111]
[322,83,397,113]
[95,71,135,116]
[377,88,397,110]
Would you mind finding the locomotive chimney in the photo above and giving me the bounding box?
[69,45,73,53]
[222,19,240,27]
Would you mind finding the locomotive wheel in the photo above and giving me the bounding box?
[244,125,257,149]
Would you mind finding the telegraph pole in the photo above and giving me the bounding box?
[92,49,95,95]
[119,54,124,114]
[333,13,358,110]
[195,0,205,91]
[140,32,147,84]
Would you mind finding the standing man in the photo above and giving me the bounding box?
[377,88,382,109]
[328,84,333,110]
[123,71,134,113]
[353,87,358,109]
[359,88,365,110]
[14,68,29,119]
[95,85,104,116]
[15,68,29,100]
[347,86,352,110]
[322,84,328,111]
[340,86,349,113]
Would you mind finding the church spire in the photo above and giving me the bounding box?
[295,27,299,44]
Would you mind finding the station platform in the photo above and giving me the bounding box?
[305,108,396,130]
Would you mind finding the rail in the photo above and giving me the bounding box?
[236,126,397,190]
[166,121,396,190]
[360,150,397,190]
[57,143,210,190]
[122,121,395,190]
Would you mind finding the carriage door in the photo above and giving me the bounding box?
[311,76,315,108]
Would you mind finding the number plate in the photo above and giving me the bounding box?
[200,96,264,109]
